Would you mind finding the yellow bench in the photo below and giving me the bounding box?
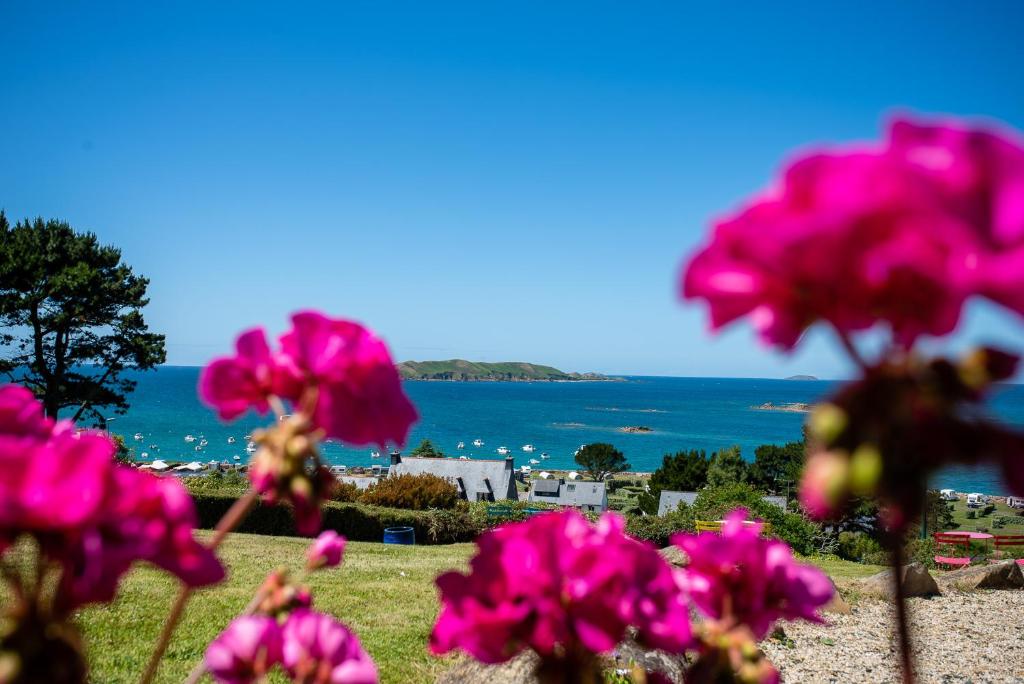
[695,520,772,535]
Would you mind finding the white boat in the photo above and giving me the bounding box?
[459,455,469,460]
[233,455,241,461]
[184,434,196,443]
[194,445,202,452]
[199,439,208,447]
[473,439,484,447]
[522,444,536,452]
[529,458,540,465]
[457,442,465,450]
[496,446,510,455]
[371,450,381,459]
[541,453,550,459]
[133,432,144,441]
[246,442,257,454]
[140,452,149,458]
[227,436,236,444]
[574,444,587,456]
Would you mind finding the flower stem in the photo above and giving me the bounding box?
[138,489,259,684]
[890,543,915,684]
[835,328,870,370]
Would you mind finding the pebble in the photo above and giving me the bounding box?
[762,590,1024,683]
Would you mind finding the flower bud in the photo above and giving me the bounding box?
[799,450,849,519]
[848,444,883,496]
[809,404,846,445]
[306,530,346,571]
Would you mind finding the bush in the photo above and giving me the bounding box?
[835,531,884,563]
[966,510,977,519]
[190,492,480,544]
[183,470,249,496]
[360,473,460,510]
[625,506,695,548]
[692,483,822,555]
[331,480,362,503]
[981,503,996,516]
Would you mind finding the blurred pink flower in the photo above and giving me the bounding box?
[199,328,301,420]
[430,511,691,665]
[306,530,346,570]
[887,115,1024,316]
[672,509,833,639]
[279,311,418,448]
[0,386,113,534]
[281,609,379,684]
[205,615,283,684]
[683,150,972,348]
[55,465,224,608]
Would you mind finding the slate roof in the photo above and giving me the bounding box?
[528,479,608,511]
[389,455,519,502]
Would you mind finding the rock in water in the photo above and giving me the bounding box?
[860,563,940,598]
[939,560,1024,590]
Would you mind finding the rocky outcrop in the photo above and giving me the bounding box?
[860,563,940,598]
[938,560,1024,590]
[619,425,653,433]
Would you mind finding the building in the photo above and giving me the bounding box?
[657,490,788,516]
[388,453,519,502]
[528,478,608,512]
[337,476,378,490]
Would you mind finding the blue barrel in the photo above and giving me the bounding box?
[383,526,416,545]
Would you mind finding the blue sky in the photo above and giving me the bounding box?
[2,2,1023,378]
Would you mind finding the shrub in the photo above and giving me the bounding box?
[183,470,249,496]
[692,483,822,555]
[190,493,480,544]
[625,507,695,548]
[966,510,977,519]
[360,473,460,510]
[835,531,884,563]
[331,480,362,503]
[981,503,996,516]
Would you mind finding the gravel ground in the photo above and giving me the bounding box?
[762,590,1024,683]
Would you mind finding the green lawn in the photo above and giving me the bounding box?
[57,533,879,683]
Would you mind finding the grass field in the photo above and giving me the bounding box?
[945,495,1024,535]
[63,532,886,683]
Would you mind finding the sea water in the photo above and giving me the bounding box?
[107,367,1024,494]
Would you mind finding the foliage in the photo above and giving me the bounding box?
[396,359,607,381]
[574,442,631,482]
[331,480,363,503]
[182,469,250,496]
[706,446,748,488]
[0,213,166,423]
[982,503,996,516]
[691,483,822,556]
[359,473,461,511]
[409,438,445,458]
[625,505,695,548]
[966,510,976,519]
[642,450,711,513]
[110,433,134,465]
[834,531,885,563]
[748,441,804,496]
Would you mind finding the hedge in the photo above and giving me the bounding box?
[190,492,480,544]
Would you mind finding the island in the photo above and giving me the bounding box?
[397,360,617,382]
[752,402,811,413]
[619,425,653,433]
[784,374,819,381]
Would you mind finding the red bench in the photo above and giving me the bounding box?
[933,533,971,568]
[993,535,1024,566]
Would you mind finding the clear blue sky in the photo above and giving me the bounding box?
[3,2,1023,378]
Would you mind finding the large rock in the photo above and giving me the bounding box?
[659,545,687,567]
[860,563,940,599]
[822,579,853,615]
[939,560,1024,590]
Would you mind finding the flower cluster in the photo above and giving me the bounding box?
[430,511,691,668]
[205,532,377,684]
[200,311,418,534]
[683,114,1024,349]
[0,384,223,681]
[799,347,1024,530]
[673,510,833,684]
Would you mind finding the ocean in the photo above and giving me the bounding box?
[107,367,1024,494]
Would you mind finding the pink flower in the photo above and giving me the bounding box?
[281,609,379,684]
[430,511,691,664]
[279,311,418,448]
[683,150,973,348]
[887,115,1024,317]
[672,509,833,639]
[55,465,224,608]
[0,386,113,534]
[306,530,346,570]
[199,328,301,420]
[206,615,283,684]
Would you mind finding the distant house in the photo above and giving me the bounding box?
[657,490,788,516]
[338,476,378,490]
[388,453,519,502]
[528,478,608,512]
